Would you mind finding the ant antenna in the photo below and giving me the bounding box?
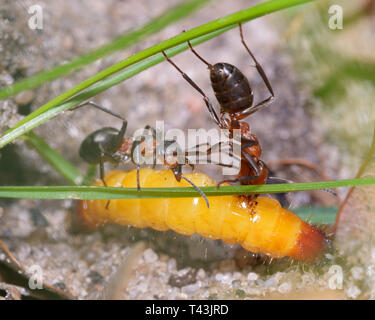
[73,101,126,121]
[181,174,210,208]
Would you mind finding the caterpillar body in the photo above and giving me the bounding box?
[72,168,329,262]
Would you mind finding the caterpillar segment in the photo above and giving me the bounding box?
[72,168,329,262]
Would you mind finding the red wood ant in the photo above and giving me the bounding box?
[162,23,275,201]
[75,101,210,207]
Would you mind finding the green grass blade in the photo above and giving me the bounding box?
[24,132,82,185]
[0,28,232,146]
[0,177,373,200]
[82,165,98,186]
[0,0,315,149]
[0,0,211,100]
[294,206,338,224]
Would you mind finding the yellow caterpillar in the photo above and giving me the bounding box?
[72,168,329,262]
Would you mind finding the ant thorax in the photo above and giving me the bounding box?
[164,154,179,168]
[239,122,250,135]
[241,128,254,142]
[112,138,133,163]
[118,138,134,154]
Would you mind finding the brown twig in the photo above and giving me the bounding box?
[0,239,75,300]
[333,128,375,232]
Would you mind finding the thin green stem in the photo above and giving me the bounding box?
[0,29,230,150]
[0,176,373,200]
[0,0,210,100]
[24,132,82,185]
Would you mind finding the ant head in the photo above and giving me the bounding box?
[79,127,123,165]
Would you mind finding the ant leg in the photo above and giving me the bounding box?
[236,96,274,120]
[132,124,156,192]
[136,164,141,192]
[242,151,261,177]
[241,137,257,147]
[186,141,232,167]
[205,158,238,168]
[71,101,126,121]
[99,157,111,209]
[138,124,157,168]
[216,151,260,187]
[267,177,293,184]
[114,120,128,149]
[99,157,107,187]
[191,140,237,157]
[131,140,143,192]
[239,23,274,96]
[217,174,261,187]
[131,124,156,174]
[145,125,157,169]
[161,51,221,127]
[235,23,275,120]
[75,101,128,152]
[187,140,242,168]
[266,176,292,209]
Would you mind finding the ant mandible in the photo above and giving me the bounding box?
[162,23,274,199]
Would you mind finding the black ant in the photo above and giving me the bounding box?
[75,101,210,207]
[162,23,275,201]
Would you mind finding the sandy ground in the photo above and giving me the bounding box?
[0,0,372,299]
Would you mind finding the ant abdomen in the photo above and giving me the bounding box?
[210,63,254,113]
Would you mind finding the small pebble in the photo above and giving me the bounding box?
[236,289,246,298]
[247,272,259,281]
[87,270,104,285]
[218,259,236,272]
[29,208,49,227]
[14,90,35,106]
[346,285,361,299]
[351,266,364,280]
[231,279,241,289]
[62,35,74,50]
[371,248,375,263]
[233,272,242,280]
[181,283,199,295]
[0,72,14,86]
[53,282,67,290]
[168,269,197,288]
[143,248,158,264]
[215,273,232,285]
[177,293,188,299]
[167,258,176,272]
[278,282,292,294]
[215,273,224,282]
[196,268,206,280]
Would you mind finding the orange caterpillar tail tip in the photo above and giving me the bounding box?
[290,222,330,263]
[67,201,96,234]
